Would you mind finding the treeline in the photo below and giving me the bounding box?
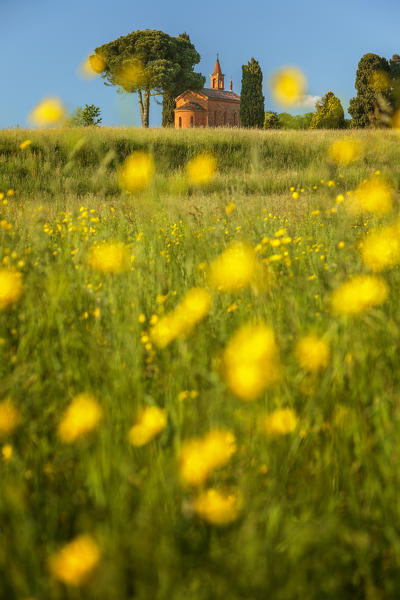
[262,53,400,130]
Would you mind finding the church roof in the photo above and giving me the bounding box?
[201,88,240,101]
[213,58,223,75]
[174,101,206,111]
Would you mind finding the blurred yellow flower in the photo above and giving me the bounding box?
[179,430,236,486]
[360,224,400,272]
[29,98,66,127]
[331,274,388,315]
[128,406,166,447]
[89,54,106,74]
[80,54,106,78]
[116,60,147,89]
[270,67,307,106]
[58,393,102,443]
[391,109,400,129]
[262,408,298,436]
[151,287,211,348]
[186,154,217,185]
[223,323,279,401]
[225,201,236,215]
[0,401,20,436]
[49,535,100,586]
[87,242,130,273]
[119,151,154,193]
[369,70,390,91]
[209,242,256,292]
[295,335,330,372]
[19,139,32,150]
[349,177,393,215]
[0,269,22,309]
[328,138,363,166]
[2,444,12,461]
[193,488,240,525]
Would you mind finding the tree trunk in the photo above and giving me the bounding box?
[143,90,150,128]
[162,90,176,127]
[137,90,145,127]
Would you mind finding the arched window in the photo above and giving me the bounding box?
[190,116,194,128]
[212,79,215,88]
[179,116,182,128]
[233,113,237,125]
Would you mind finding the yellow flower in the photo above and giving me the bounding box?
[88,54,106,74]
[19,139,32,150]
[349,177,393,215]
[225,201,236,215]
[223,323,279,401]
[391,109,400,129]
[151,288,211,348]
[0,270,22,309]
[270,67,307,106]
[186,154,217,185]
[79,54,106,78]
[49,535,100,586]
[295,335,330,372]
[369,70,390,91]
[29,98,66,127]
[262,408,298,436]
[193,488,240,525]
[2,444,12,461]
[292,192,299,199]
[209,242,256,292]
[87,242,130,273]
[119,152,154,193]
[116,60,148,89]
[0,401,20,436]
[331,274,388,316]
[58,394,102,443]
[179,287,211,322]
[328,138,363,165]
[128,406,166,447]
[360,224,400,272]
[179,430,236,486]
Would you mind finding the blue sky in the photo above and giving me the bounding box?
[2,0,400,128]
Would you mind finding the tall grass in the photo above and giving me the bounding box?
[0,128,400,599]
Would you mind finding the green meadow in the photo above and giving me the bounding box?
[1,127,400,599]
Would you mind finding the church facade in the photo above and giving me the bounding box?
[174,58,241,128]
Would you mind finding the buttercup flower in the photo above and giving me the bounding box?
[331,274,388,315]
[49,535,100,586]
[119,152,154,193]
[193,488,240,525]
[295,335,330,372]
[58,393,102,443]
[129,406,167,447]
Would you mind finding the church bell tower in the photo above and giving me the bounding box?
[211,55,225,90]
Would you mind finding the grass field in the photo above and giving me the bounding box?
[1,127,400,599]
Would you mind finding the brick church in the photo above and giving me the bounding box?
[174,57,241,128]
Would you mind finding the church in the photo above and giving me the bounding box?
[174,57,241,128]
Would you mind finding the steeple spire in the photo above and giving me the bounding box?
[211,54,225,90]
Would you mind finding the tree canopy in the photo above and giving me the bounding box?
[161,33,205,127]
[348,53,391,127]
[310,92,345,129]
[240,58,265,128]
[91,29,204,128]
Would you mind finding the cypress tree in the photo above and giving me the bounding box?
[348,53,391,127]
[240,58,265,128]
